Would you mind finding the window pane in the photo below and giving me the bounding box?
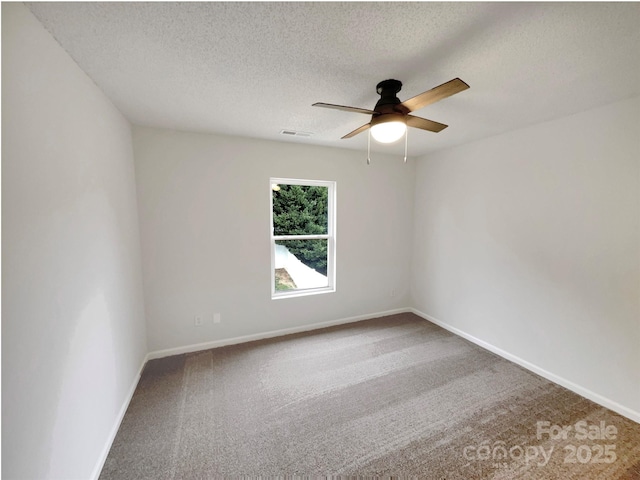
[272,184,328,236]
[274,239,328,291]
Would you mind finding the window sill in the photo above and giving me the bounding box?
[272,286,335,300]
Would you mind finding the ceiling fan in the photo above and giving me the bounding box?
[313,78,469,156]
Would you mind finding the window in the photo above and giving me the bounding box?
[270,178,336,298]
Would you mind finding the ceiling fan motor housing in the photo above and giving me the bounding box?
[375,79,409,114]
[370,112,406,128]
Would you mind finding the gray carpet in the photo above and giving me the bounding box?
[100,313,640,479]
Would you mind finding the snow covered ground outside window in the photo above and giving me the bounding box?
[275,244,328,289]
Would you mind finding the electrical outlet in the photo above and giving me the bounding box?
[213,313,221,324]
[194,315,203,326]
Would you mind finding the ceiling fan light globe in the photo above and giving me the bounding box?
[370,121,406,143]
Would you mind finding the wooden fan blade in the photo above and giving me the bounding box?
[406,115,448,133]
[400,78,469,112]
[342,123,371,139]
[313,102,376,115]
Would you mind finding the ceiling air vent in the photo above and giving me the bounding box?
[280,129,313,138]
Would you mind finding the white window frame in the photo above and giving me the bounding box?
[270,177,336,299]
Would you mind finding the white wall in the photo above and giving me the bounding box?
[2,4,147,479]
[133,127,414,352]
[412,96,640,416]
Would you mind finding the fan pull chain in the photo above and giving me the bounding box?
[403,127,408,163]
[367,129,371,165]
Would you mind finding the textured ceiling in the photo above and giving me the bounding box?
[26,2,640,156]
